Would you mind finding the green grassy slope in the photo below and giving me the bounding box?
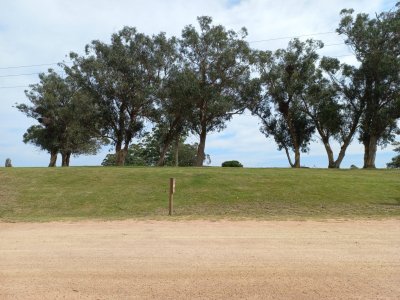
[0,167,399,221]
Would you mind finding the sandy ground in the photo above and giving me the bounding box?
[0,220,399,299]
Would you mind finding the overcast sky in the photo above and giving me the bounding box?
[0,0,397,168]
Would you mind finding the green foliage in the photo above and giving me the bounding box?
[16,8,400,170]
[66,28,175,165]
[387,142,400,168]
[154,68,198,166]
[180,16,253,165]
[16,70,101,166]
[171,142,211,166]
[337,5,400,168]
[101,154,116,166]
[102,132,160,167]
[252,39,319,167]
[304,57,365,168]
[221,160,243,167]
[386,157,400,169]
[102,129,210,167]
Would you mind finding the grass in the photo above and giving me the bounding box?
[0,167,399,222]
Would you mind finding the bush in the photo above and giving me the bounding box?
[221,160,243,167]
[386,156,400,168]
[5,158,12,167]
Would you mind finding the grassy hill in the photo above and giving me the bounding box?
[0,167,399,221]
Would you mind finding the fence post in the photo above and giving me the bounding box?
[169,178,175,216]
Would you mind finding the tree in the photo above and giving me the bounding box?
[17,70,101,167]
[337,4,400,168]
[21,125,59,167]
[174,142,211,166]
[251,39,319,168]
[101,132,158,167]
[386,141,400,168]
[67,28,174,166]
[302,58,365,168]
[101,130,210,167]
[155,67,197,166]
[180,16,252,166]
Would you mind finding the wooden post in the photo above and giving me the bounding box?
[169,178,175,216]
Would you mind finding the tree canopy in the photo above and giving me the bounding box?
[17,70,101,166]
[386,141,400,168]
[17,5,400,168]
[251,39,320,167]
[337,4,400,168]
[180,16,253,166]
[66,28,175,166]
[301,57,365,168]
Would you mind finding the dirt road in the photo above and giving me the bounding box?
[1,220,399,299]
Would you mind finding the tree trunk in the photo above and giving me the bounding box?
[363,135,377,168]
[66,152,71,166]
[157,143,170,167]
[313,125,337,168]
[283,146,294,167]
[334,114,361,168]
[157,132,176,167]
[174,136,179,167]
[284,109,301,168]
[61,152,71,167]
[293,147,301,168]
[321,138,349,169]
[61,153,67,167]
[115,140,127,166]
[283,145,301,168]
[334,149,345,168]
[322,140,336,168]
[196,125,207,166]
[115,104,127,166]
[48,150,57,167]
[334,144,348,168]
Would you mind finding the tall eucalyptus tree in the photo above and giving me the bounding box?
[66,28,174,165]
[251,39,319,167]
[17,70,100,166]
[338,4,400,168]
[180,16,252,166]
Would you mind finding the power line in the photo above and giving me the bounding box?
[248,31,336,43]
[0,45,351,79]
[0,85,29,89]
[0,43,345,78]
[0,31,350,85]
[333,54,354,58]
[0,54,356,88]
[0,57,356,90]
[323,42,347,47]
[0,61,71,70]
[0,72,40,78]
[0,31,339,70]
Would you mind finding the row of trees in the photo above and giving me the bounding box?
[17,5,400,168]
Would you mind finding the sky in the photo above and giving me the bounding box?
[0,0,398,168]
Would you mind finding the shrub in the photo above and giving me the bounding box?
[5,158,12,167]
[221,160,243,167]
